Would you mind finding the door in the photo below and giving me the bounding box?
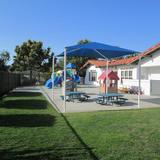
[151,80,160,95]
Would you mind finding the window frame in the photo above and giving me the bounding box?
[121,69,133,79]
[89,70,97,82]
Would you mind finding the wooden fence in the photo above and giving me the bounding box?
[0,72,21,96]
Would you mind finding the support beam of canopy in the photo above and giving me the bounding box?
[56,42,138,112]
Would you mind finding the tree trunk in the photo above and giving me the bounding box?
[38,72,40,85]
[30,70,32,84]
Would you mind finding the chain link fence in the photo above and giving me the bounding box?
[20,71,50,86]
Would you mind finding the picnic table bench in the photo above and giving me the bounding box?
[61,91,90,102]
[96,93,128,106]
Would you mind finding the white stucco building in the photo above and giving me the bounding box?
[82,43,160,95]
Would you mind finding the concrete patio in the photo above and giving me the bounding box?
[41,85,160,113]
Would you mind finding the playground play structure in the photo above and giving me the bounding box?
[98,70,119,93]
[45,63,80,91]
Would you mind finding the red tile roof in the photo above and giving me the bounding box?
[82,59,107,68]
[109,56,139,66]
[98,70,119,80]
[82,42,160,68]
[142,42,160,57]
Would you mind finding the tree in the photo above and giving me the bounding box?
[12,40,52,81]
[65,39,93,77]
[0,51,10,71]
[78,39,91,44]
[45,52,57,73]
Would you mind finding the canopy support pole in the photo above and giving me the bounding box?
[63,48,67,113]
[94,49,108,93]
[138,56,141,108]
[52,54,54,100]
[106,59,109,93]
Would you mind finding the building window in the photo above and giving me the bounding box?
[129,71,133,79]
[89,70,97,81]
[121,71,125,79]
[125,71,128,78]
[121,70,133,79]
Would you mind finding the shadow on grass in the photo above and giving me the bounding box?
[0,114,55,127]
[0,146,94,160]
[0,90,99,159]
[2,99,47,109]
[61,114,99,160]
[46,92,99,160]
[7,92,42,98]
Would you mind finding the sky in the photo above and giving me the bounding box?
[0,0,160,64]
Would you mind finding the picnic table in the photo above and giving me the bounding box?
[65,91,90,102]
[96,93,128,105]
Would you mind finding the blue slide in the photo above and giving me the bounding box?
[45,77,62,89]
[45,79,52,89]
[72,75,80,83]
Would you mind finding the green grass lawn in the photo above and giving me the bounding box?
[0,92,92,160]
[0,91,160,160]
[66,109,160,160]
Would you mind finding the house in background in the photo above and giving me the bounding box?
[82,60,106,86]
[82,42,160,95]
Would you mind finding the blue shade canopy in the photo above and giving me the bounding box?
[58,42,138,59]
[66,63,76,69]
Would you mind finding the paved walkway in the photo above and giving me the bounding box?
[41,85,160,113]
[13,86,160,113]
[13,86,41,93]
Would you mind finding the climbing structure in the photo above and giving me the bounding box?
[44,63,80,90]
[98,70,119,93]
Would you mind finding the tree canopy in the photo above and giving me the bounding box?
[12,40,53,80]
[78,39,91,44]
[0,51,10,71]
